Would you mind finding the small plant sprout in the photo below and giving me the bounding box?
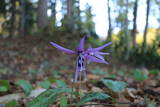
[50,36,112,82]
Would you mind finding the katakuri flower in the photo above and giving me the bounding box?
[50,36,112,82]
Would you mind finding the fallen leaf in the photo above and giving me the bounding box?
[0,93,24,104]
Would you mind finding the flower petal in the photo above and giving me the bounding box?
[86,55,109,64]
[94,54,105,60]
[93,42,112,51]
[96,52,110,55]
[50,42,75,54]
[77,36,86,51]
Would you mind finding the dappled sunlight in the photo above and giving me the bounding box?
[157,48,160,55]
[0,17,5,33]
[136,28,158,45]
[112,28,159,46]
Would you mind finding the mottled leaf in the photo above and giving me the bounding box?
[91,68,106,75]
[26,88,71,107]
[16,80,32,95]
[56,80,67,88]
[38,80,51,89]
[0,80,10,92]
[133,69,148,81]
[101,79,127,92]
[78,92,110,105]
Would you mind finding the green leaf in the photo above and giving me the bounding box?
[16,79,32,95]
[6,100,17,107]
[105,74,116,79]
[117,71,125,76]
[133,69,148,81]
[0,68,8,74]
[0,80,10,92]
[38,80,51,89]
[51,70,61,78]
[0,86,7,92]
[56,80,67,88]
[28,69,39,75]
[91,68,106,75]
[101,79,127,92]
[25,88,71,107]
[60,96,67,107]
[78,92,110,105]
[150,69,159,75]
[147,103,155,107]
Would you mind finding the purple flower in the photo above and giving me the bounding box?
[50,36,112,82]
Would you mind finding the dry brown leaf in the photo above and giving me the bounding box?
[0,93,24,104]
[87,74,101,80]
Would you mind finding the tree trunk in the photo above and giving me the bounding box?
[37,0,48,29]
[155,0,160,28]
[50,0,56,22]
[19,0,25,36]
[142,0,150,52]
[132,0,138,48]
[76,0,80,18]
[107,0,112,39]
[124,0,130,60]
[10,0,16,37]
[67,0,74,31]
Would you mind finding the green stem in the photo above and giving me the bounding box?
[76,72,82,107]
[70,79,74,107]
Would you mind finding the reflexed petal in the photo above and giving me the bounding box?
[96,52,110,55]
[50,42,75,54]
[93,42,112,51]
[94,54,105,60]
[77,36,86,51]
[86,55,109,64]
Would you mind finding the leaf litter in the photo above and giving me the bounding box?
[0,37,160,107]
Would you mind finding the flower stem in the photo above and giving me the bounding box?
[79,71,82,90]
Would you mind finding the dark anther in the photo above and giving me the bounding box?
[82,62,84,66]
[78,62,81,67]
[78,51,82,54]
[78,56,81,61]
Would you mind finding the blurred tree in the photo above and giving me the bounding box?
[124,0,130,59]
[0,0,6,15]
[73,0,82,31]
[115,0,126,28]
[155,0,160,28]
[114,0,133,59]
[66,0,74,31]
[10,0,16,37]
[50,0,56,18]
[19,0,35,35]
[61,0,67,15]
[142,0,150,52]
[0,0,6,35]
[83,4,97,38]
[37,0,49,29]
[49,0,57,25]
[132,0,138,48]
[19,0,25,36]
[107,0,112,39]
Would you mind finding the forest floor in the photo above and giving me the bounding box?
[0,36,160,107]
